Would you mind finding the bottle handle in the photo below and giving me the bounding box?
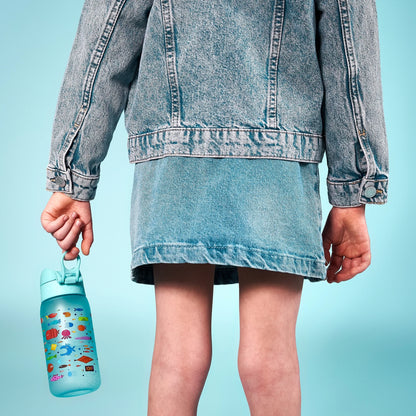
[57,251,83,285]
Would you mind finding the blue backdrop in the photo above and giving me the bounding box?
[0,0,414,414]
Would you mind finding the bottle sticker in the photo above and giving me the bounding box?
[41,306,99,382]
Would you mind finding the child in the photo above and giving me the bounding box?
[41,1,388,414]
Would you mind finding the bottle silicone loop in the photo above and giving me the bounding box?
[58,251,82,285]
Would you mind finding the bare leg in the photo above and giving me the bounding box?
[237,267,304,416]
[148,263,215,416]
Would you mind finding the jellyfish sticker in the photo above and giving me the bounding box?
[61,329,72,340]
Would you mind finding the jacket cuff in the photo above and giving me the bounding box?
[327,178,388,207]
[46,167,99,201]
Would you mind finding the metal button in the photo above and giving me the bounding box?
[54,177,66,187]
[364,186,376,198]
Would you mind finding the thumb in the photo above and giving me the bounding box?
[81,222,94,255]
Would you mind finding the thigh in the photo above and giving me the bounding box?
[238,267,304,367]
[153,263,215,351]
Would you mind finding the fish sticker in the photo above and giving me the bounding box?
[60,344,76,356]
[48,319,61,326]
[75,336,91,340]
[45,328,59,340]
[59,364,68,369]
[74,308,83,312]
[47,313,57,319]
[47,355,57,361]
[78,317,88,322]
[77,356,93,364]
[50,374,64,382]
[63,312,71,317]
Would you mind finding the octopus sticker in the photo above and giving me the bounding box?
[61,329,72,340]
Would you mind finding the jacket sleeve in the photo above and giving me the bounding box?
[315,0,389,207]
[46,0,153,201]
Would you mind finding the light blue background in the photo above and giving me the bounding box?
[0,0,414,414]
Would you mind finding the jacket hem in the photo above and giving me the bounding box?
[128,127,325,163]
[130,242,327,285]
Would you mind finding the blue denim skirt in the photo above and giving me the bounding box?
[130,156,327,284]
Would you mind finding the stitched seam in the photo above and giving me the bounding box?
[267,0,285,128]
[337,0,375,184]
[128,126,324,140]
[58,0,128,173]
[130,153,321,163]
[160,0,181,126]
[47,166,100,180]
[132,242,325,264]
[327,178,387,185]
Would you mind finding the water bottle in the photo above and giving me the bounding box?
[40,251,101,397]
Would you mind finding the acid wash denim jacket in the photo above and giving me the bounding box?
[46,0,389,208]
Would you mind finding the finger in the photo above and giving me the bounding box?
[322,237,331,266]
[81,222,94,255]
[58,219,83,252]
[333,252,371,282]
[326,254,344,282]
[41,213,69,233]
[62,246,80,260]
[52,214,78,241]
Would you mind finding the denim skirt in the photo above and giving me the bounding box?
[130,156,327,284]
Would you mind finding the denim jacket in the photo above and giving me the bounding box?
[46,0,388,207]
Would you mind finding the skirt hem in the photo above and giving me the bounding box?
[130,242,327,285]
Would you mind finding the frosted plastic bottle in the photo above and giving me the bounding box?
[40,252,101,397]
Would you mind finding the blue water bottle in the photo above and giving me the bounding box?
[40,252,101,397]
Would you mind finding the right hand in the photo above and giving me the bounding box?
[322,205,371,283]
[40,192,94,260]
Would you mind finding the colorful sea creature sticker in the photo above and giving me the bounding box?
[77,356,93,364]
[48,319,61,326]
[74,308,83,312]
[51,344,57,351]
[77,325,86,331]
[47,363,54,373]
[66,322,74,328]
[75,336,91,340]
[47,313,57,319]
[59,364,68,369]
[63,312,71,317]
[47,354,57,361]
[50,374,64,382]
[78,317,88,322]
[61,329,72,340]
[46,328,59,340]
[60,344,76,356]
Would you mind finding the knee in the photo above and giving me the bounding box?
[238,350,299,393]
[155,343,212,384]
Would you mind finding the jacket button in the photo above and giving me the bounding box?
[54,177,66,187]
[364,186,376,198]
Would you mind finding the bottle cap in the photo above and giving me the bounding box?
[40,252,86,302]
